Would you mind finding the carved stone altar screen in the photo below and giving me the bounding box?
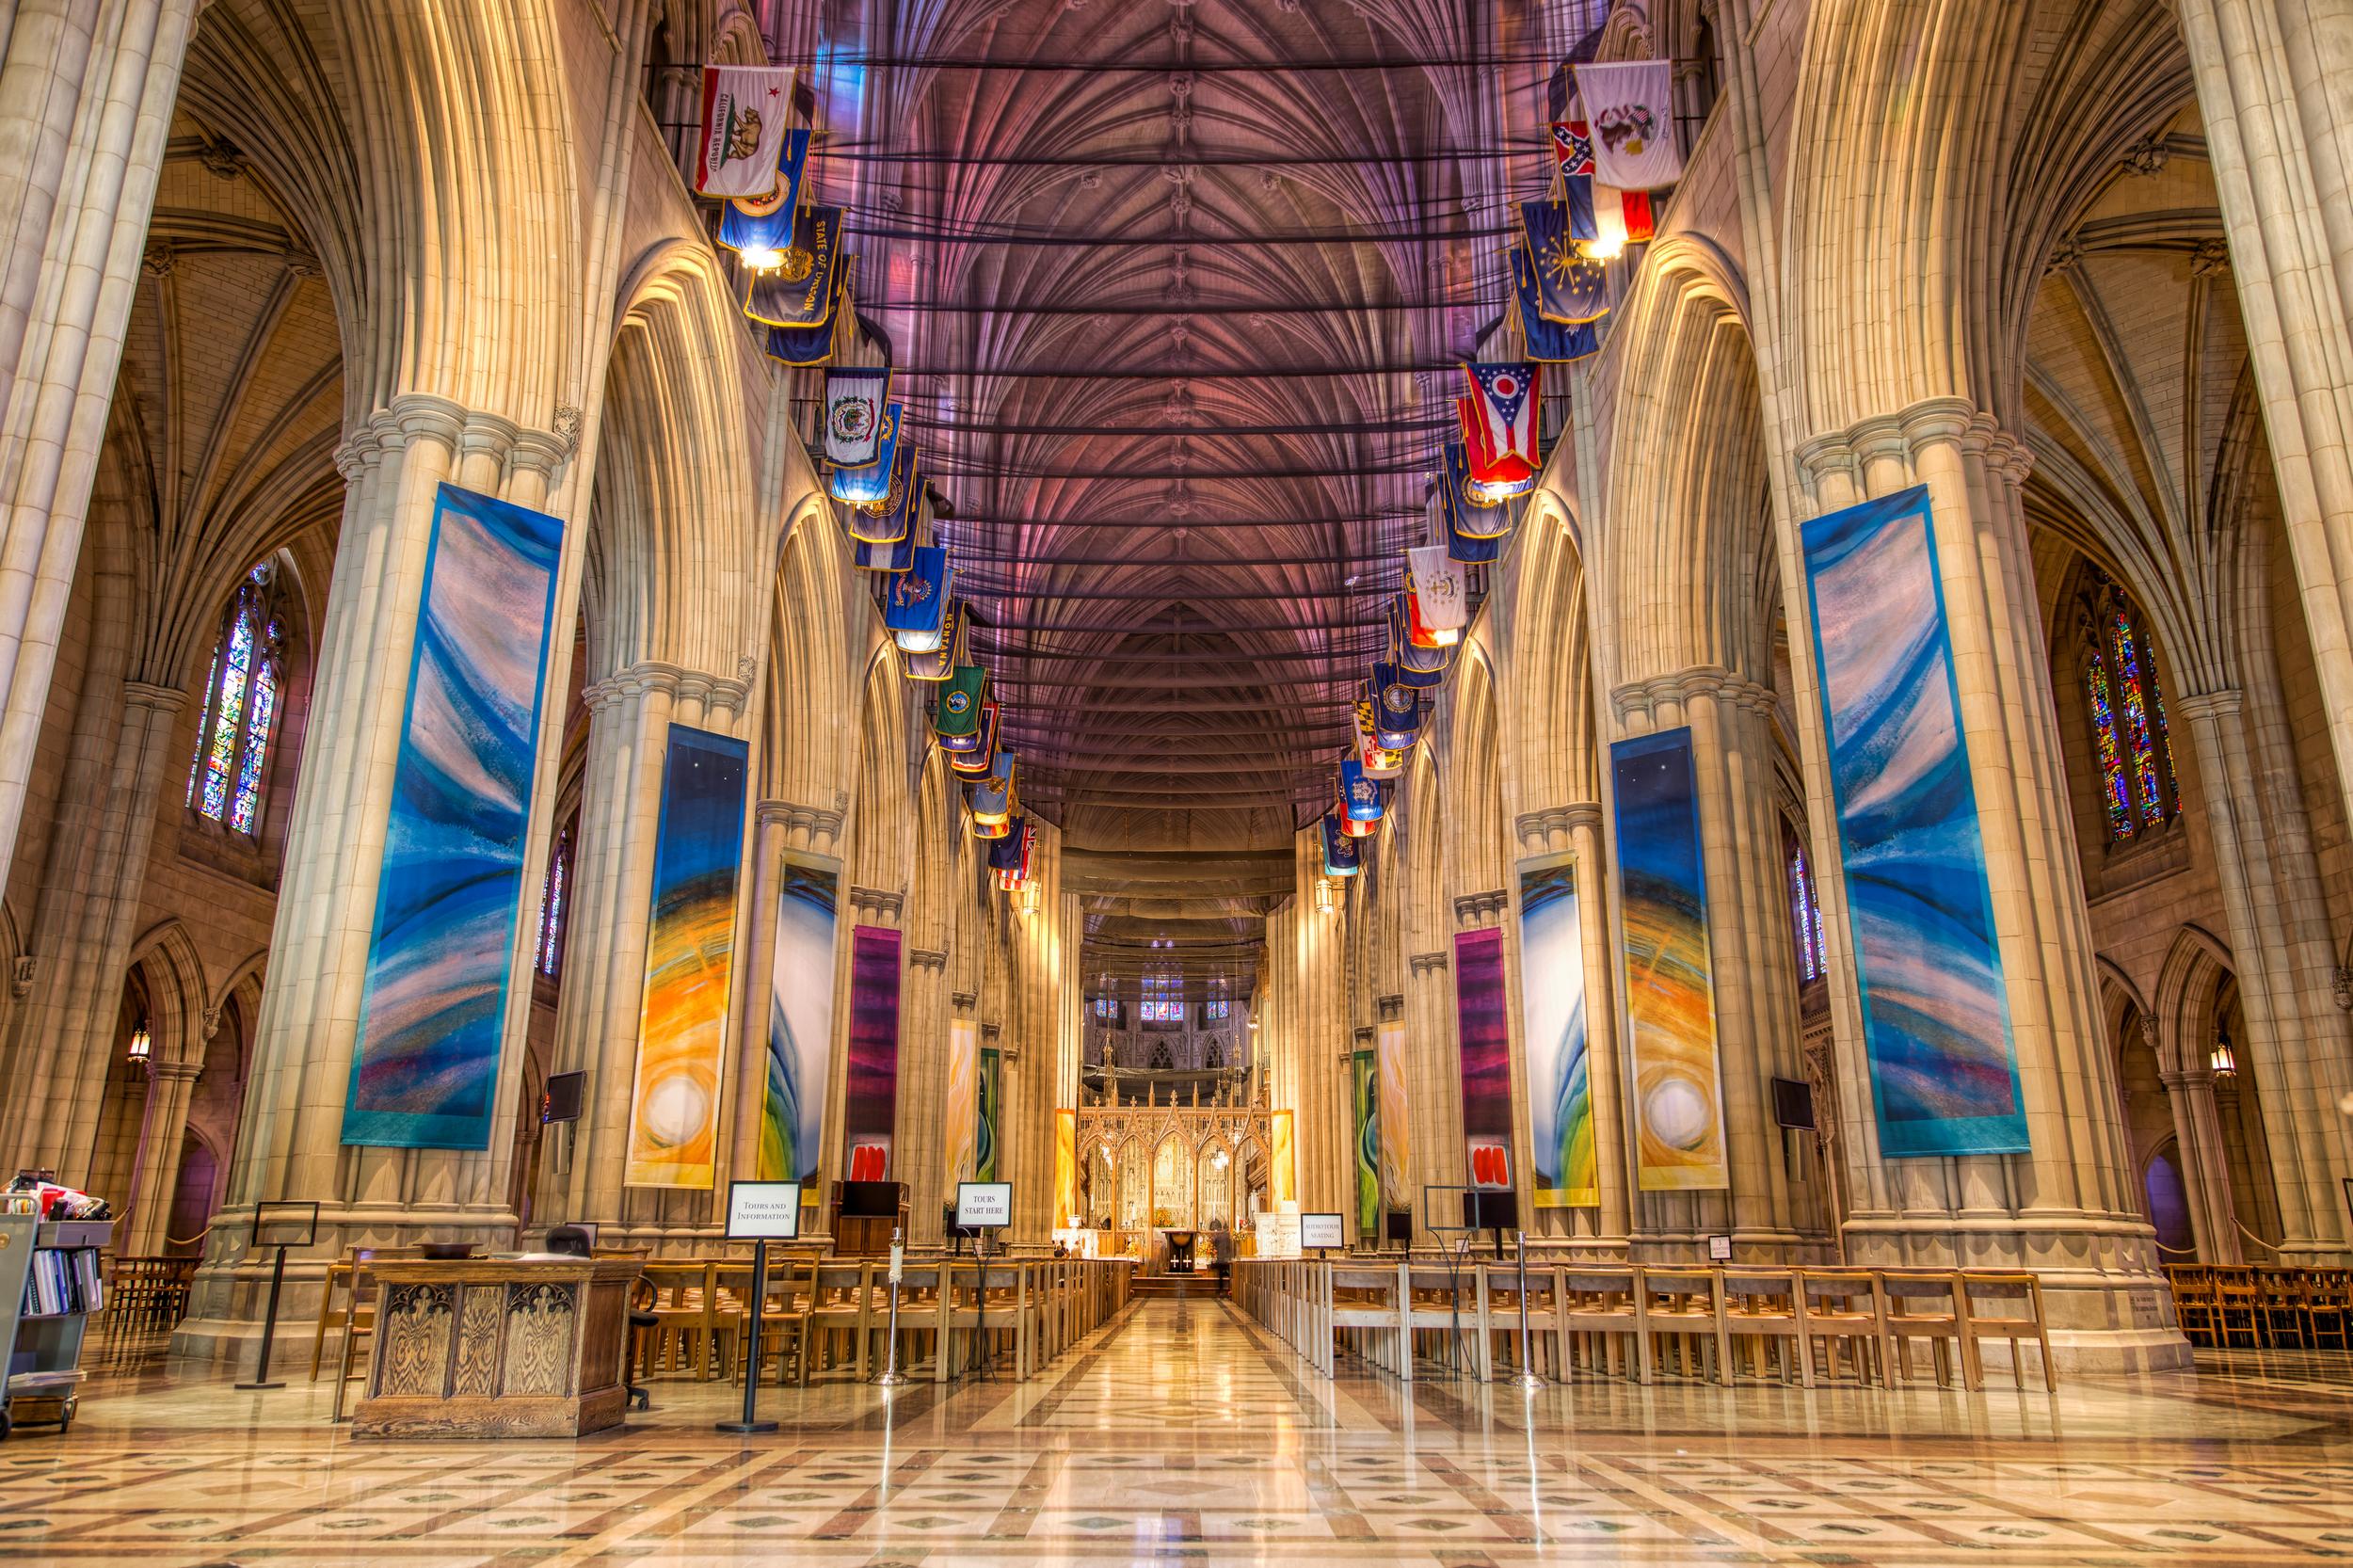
[1075,1101,1273,1233]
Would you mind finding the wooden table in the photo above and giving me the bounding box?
[351,1256,638,1438]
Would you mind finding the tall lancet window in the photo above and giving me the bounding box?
[536,818,574,977]
[185,564,287,837]
[2077,572,2179,844]
[1783,822,1827,983]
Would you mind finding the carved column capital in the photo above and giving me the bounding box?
[1408,951,1448,976]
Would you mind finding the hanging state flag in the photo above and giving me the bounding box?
[935,664,988,748]
[987,817,1028,873]
[1554,120,1655,252]
[855,527,915,573]
[1355,704,1406,780]
[1403,585,1452,649]
[1521,200,1611,325]
[845,442,918,546]
[996,820,1038,889]
[1459,395,1536,487]
[1512,244,1602,364]
[1339,760,1386,823]
[1370,665,1424,748]
[824,368,892,469]
[1575,62,1684,190]
[885,545,952,651]
[1390,599,1455,678]
[1321,815,1363,877]
[696,65,794,197]
[766,305,840,369]
[969,753,1017,825]
[718,127,813,260]
[744,204,841,329]
[903,601,965,679]
[1463,361,1541,472]
[1548,120,1584,170]
[831,400,903,505]
[970,813,1012,840]
[950,700,999,773]
[1449,423,1537,508]
[1407,544,1467,641]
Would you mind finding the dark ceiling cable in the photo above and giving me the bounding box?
[787,52,1575,73]
[954,584,1390,601]
[922,461,1433,481]
[889,363,1466,379]
[813,146,1546,168]
[841,220,1527,248]
[894,413,1454,437]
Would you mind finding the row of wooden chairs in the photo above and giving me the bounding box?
[100,1255,198,1336]
[2166,1264,2351,1351]
[1238,1259,2056,1392]
[638,1256,1132,1386]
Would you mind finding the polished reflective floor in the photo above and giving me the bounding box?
[7,1292,2353,1564]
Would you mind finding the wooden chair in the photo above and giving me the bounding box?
[1797,1268,1890,1386]
[804,1260,876,1383]
[2164,1264,2219,1348]
[309,1257,356,1380]
[1637,1266,1726,1384]
[1558,1265,1645,1382]
[2304,1269,2351,1352]
[2256,1268,2309,1349]
[637,1260,718,1380]
[1719,1267,1807,1385]
[2212,1265,2265,1349]
[331,1247,421,1420]
[1958,1271,2056,1392]
[1880,1270,1968,1387]
[1481,1260,1561,1382]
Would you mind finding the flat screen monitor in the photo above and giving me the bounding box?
[542,1070,585,1124]
[840,1179,902,1218]
[1772,1076,1817,1130]
[1460,1189,1519,1231]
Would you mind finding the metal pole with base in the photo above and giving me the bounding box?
[234,1243,290,1390]
[875,1226,909,1387]
[1512,1230,1545,1391]
[715,1239,779,1433]
[971,1227,994,1383]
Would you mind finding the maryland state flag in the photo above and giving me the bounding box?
[744,205,841,329]
[935,664,989,749]
[950,700,1000,773]
[1321,814,1363,877]
[902,600,965,678]
[1511,243,1602,364]
[1462,361,1541,479]
[1355,703,1406,780]
[719,128,812,260]
[831,400,903,505]
[885,544,952,652]
[696,66,794,198]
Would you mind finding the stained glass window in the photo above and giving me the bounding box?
[1204,977,1231,1022]
[2110,611,2169,827]
[1786,840,1826,983]
[2084,653,2133,841]
[536,824,571,976]
[185,565,283,837]
[1141,968,1182,1024]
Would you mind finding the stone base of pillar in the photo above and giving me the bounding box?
[169,1201,520,1368]
[1841,1213,2193,1373]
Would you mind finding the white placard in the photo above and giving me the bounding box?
[1254,1211,1302,1259]
[1298,1212,1345,1251]
[957,1180,1013,1229]
[726,1180,805,1240]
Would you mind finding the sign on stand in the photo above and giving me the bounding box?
[956,1181,1013,1229]
[726,1181,805,1240]
[1299,1212,1344,1253]
[1253,1211,1303,1259]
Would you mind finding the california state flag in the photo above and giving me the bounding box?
[696,66,794,198]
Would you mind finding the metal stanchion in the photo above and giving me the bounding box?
[1512,1230,1545,1391]
[875,1226,909,1387]
[234,1240,290,1391]
[715,1239,778,1433]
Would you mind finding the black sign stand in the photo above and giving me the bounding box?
[233,1240,290,1391]
[715,1237,779,1434]
[234,1202,315,1391]
[970,1226,1000,1383]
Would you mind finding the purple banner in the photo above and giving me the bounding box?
[843,925,901,1181]
[1454,927,1513,1188]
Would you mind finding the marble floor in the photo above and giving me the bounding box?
[6,1290,2353,1565]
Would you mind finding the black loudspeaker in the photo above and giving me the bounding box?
[1385,1209,1413,1244]
[1460,1190,1519,1231]
[1772,1076,1817,1131]
[840,1179,902,1218]
[542,1070,585,1124]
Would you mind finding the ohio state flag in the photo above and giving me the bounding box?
[696,66,794,198]
[1460,361,1541,475]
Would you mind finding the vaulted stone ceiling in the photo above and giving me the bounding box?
[835,0,1552,855]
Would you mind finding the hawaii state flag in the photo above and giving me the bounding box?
[696,66,794,198]
[1462,362,1540,475]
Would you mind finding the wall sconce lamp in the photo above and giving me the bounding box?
[2209,1018,2237,1079]
[1314,877,1337,916]
[127,1021,152,1065]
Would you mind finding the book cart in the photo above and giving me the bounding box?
[0,1209,110,1438]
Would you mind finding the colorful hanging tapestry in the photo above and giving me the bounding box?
[843,925,901,1181]
[1453,928,1513,1189]
[1352,1048,1381,1235]
[696,65,794,197]
[975,1044,1001,1182]
[625,725,749,1189]
[344,484,563,1150]
[1054,1108,1080,1229]
[1611,728,1728,1189]
[760,858,839,1182]
[1375,1019,1412,1210]
[1801,486,2028,1156]
[943,1018,980,1184]
[1519,853,1595,1208]
[1272,1109,1298,1205]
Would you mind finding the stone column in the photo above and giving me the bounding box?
[1402,946,1458,1242]
[2176,0,2353,848]
[0,679,187,1180]
[1609,669,1822,1260]
[999,825,1066,1244]
[1786,402,2187,1370]
[171,400,574,1365]
[0,1,198,899]
[2159,1067,2244,1264]
[122,1058,200,1255]
[2170,688,2353,1261]
[898,943,950,1241]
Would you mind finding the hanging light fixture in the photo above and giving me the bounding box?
[2209,1018,2237,1078]
[1315,877,1337,916]
[127,1021,152,1065]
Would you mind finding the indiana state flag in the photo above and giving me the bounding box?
[1512,244,1601,363]
[1463,361,1539,469]
[1521,200,1610,325]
